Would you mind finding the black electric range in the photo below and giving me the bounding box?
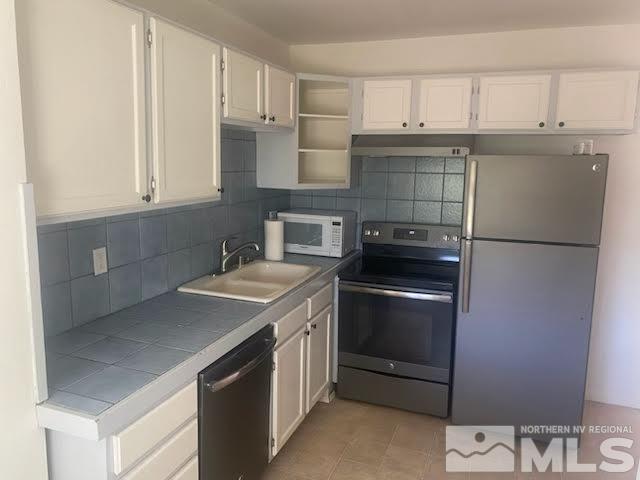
[337,221,461,417]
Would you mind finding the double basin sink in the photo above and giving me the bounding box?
[178,260,321,304]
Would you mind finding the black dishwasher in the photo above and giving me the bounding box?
[198,324,275,480]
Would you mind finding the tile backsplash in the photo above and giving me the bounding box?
[38,128,289,337]
[290,155,466,239]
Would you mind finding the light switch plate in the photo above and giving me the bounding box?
[93,247,108,275]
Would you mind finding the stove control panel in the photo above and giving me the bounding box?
[362,222,461,249]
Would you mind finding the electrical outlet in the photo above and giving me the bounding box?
[93,247,108,276]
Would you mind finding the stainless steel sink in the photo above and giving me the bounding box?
[177,261,321,304]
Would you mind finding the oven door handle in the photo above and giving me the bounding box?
[339,283,453,304]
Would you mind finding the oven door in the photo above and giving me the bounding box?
[281,216,332,256]
[338,280,454,383]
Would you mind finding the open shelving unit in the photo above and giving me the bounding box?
[256,74,352,189]
[297,78,351,187]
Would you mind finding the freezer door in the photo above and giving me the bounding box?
[452,240,598,438]
[464,155,607,245]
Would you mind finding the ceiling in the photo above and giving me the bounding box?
[208,0,640,44]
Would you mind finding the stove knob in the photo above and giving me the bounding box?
[442,234,450,241]
[364,229,371,236]
[373,230,380,237]
[452,235,459,242]
[388,362,395,370]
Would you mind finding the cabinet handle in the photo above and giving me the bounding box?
[419,122,425,127]
[311,323,317,329]
[402,122,408,128]
[260,114,267,120]
[558,121,565,127]
[218,187,225,193]
[141,194,151,203]
[269,115,276,122]
[538,122,545,128]
[304,330,310,336]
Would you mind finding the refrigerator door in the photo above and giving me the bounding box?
[464,155,607,245]
[453,240,597,438]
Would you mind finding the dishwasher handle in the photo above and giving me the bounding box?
[204,336,276,393]
[339,281,453,304]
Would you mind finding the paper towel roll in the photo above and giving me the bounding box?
[264,219,284,261]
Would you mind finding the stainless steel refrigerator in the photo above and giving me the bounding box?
[452,154,608,439]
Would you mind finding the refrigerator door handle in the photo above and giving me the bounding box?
[461,240,472,313]
[465,159,478,239]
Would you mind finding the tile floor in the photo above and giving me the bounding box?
[263,398,640,480]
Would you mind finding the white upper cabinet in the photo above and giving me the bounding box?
[417,77,473,130]
[362,79,412,130]
[21,0,147,217]
[477,75,551,130]
[265,65,295,128]
[555,71,639,130]
[222,48,264,124]
[149,18,221,204]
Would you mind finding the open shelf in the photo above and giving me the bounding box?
[298,150,350,186]
[299,79,349,117]
[298,116,350,151]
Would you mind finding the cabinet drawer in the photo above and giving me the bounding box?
[307,283,333,319]
[168,455,198,480]
[274,302,307,345]
[121,418,197,480]
[112,382,197,475]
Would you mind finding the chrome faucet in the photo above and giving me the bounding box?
[219,239,260,273]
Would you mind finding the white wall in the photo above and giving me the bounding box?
[0,0,48,478]
[125,0,290,68]
[289,25,640,409]
[290,24,640,76]
[474,134,640,410]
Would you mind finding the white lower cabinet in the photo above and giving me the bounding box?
[110,382,197,480]
[306,306,332,413]
[168,456,198,480]
[120,419,197,480]
[271,326,307,455]
[271,285,334,457]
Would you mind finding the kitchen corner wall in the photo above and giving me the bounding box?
[37,128,290,338]
[290,155,465,241]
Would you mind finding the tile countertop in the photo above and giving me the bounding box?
[37,252,359,441]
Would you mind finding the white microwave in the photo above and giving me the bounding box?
[277,209,357,258]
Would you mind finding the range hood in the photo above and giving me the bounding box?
[351,134,474,157]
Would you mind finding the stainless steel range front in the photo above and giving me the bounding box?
[337,222,461,417]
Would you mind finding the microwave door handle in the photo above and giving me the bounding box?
[339,283,452,304]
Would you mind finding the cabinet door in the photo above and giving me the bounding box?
[150,18,221,204]
[265,65,295,128]
[417,77,473,129]
[21,0,147,217]
[362,79,412,130]
[306,306,331,413]
[222,48,264,123]
[271,327,306,456]
[555,71,639,130]
[477,75,551,130]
